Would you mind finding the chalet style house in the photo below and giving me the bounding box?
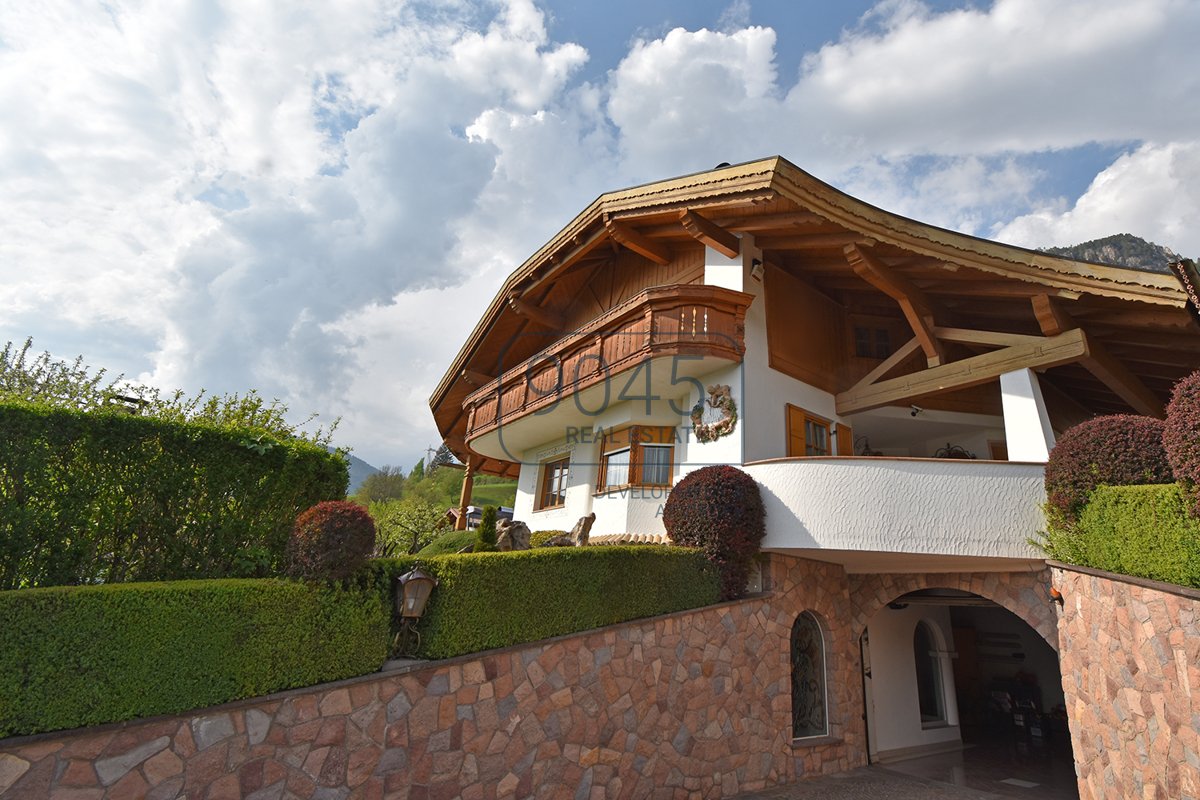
[430,157,1198,769]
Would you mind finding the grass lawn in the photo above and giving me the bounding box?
[471,480,516,508]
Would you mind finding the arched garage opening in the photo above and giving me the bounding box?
[860,588,1078,798]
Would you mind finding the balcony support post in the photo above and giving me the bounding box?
[1000,368,1055,462]
[456,459,476,531]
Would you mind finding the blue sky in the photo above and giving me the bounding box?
[1,0,1198,467]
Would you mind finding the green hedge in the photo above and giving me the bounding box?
[1044,484,1200,588]
[371,546,720,659]
[416,529,476,556]
[0,402,348,588]
[0,578,387,737]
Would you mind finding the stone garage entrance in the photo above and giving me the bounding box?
[858,587,1077,798]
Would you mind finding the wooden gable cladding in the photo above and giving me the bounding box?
[555,247,704,334]
[764,263,848,393]
[463,284,752,443]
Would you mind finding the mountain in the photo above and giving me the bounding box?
[326,448,380,494]
[1042,233,1181,273]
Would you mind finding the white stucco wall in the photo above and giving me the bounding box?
[703,237,850,464]
[745,459,1045,559]
[865,604,961,760]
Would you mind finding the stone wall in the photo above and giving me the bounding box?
[849,568,1058,648]
[0,554,865,800]
[1052,562,1200,800]
[0,557,1065,800]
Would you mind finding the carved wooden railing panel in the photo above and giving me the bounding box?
[464,284,753,442]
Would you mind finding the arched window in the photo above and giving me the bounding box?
[913,621,946,725]
[790,612,828,738]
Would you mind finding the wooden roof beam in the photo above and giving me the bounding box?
[679,209,740,259]
[757,233,876,250]
[604,218,673,265]
[845,243,945,368]
[1080,349,1164,418]
[836,328,1089,415]
[460,368,494,387]
[507,294,565,330]
[1031,294,1163,418]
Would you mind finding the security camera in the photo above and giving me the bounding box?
[910,405,924,417]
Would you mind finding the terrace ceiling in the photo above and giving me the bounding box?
[431,157,1197,476]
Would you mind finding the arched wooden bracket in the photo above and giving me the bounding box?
[604,217,671,265]
[679,209,740,259]
[845,243,945,368]
[508,293,565,330]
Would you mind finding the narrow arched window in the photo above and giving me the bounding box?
[790,611,828,738]
[913,621,945,725]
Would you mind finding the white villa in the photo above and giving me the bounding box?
[430,157,1197,769]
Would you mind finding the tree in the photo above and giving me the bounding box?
[427,443,458,474]
[0,338,336,445]
[354,465,406,504]
[371,497,451,556]
[408,458,425,482]
[474,506,498,552]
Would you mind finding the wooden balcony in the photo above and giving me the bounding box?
[464,284,752,444]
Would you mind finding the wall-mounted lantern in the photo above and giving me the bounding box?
[396,567,437,619]
[392,566,437,657]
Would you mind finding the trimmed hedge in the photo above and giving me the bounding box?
[370,546,720,659]
[1044,414,1172,522]
[0,402,348,588]
[289,501,376,580]
[417,529,475,556]
[663,465,766,600]
[1045,484,1200,588]
[0,578,387,737]
[1165,370,1200,516]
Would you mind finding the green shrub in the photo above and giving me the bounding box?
[530,530,567,547]
[418,529,476,556]
[0,402,348,589]
[288,501,376,580]
[1044,414,1172,522]
[0,578,387,737]
[1043,484,1200,588]
[1165,370,1200,516]
[369,546,719,658]
[663,465,766,600]
[474,506,498,553]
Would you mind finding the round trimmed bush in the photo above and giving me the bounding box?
[663,465,765,600]
[1165,369,1200,515]
[288,501,376,580]
[1045,414,1172,521]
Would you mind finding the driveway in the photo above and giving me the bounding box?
[736,766,1039,800]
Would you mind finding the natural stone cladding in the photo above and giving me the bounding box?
[849,569,1058,649]
[1052,562,1200,800]
[0,556,1058,800]
[0,555,822,800]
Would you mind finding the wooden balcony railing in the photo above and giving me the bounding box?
[464,284,753,442]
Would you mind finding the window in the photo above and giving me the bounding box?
[913,621,946,726]
[537,456,570,510]
[786,405,832,457]
[854,326,893,359]
[597,426,675,491]
[791,612,829,739]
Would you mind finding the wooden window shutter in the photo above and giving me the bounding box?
[836,425,853,456]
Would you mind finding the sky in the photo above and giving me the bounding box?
[2,0,1199,468]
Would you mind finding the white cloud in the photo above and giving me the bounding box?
[995,142,1200,255]
[607,26,783,176]
[4,0,1198,466]
[788,0,1200,155]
